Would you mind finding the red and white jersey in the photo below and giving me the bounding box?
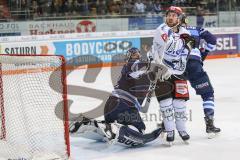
[150,23,191,75]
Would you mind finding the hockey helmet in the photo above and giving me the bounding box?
[179,13,189,26]
[126,47,141,60]
[166,6,183,17]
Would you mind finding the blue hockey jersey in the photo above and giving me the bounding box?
[113,59,150,106]
[186,26,216,60]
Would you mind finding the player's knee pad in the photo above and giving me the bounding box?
[174,80,189,100]
[173,99,187,131]
[173,99,187,121]
[190,72,214,96]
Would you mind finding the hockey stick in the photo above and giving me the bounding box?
[140,68,161,113]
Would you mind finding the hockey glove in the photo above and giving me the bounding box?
[153,64,171,81]
[180,33,195,52]
[200,48,210,61]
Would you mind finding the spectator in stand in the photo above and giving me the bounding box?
[120,0,134,15]
[134,0,146,14]
[64,0,74,16]
[208,1,216,13]
[172,0,186,6]
[72,0,81,15]
[120,0,128,15]
[89,1,97,16]
[18,0,29,19]
[96,0,107,15]
[42,1,52,16]
[9,0,17,10]
[108,0,120,15]
[79,0,90,16]
[51,0,61,16]
[31,0,42,18]
[153,0,162,14]
[145,0,155,14]
[219,0,227,11]
[0,5,4,20]
[20,0,29,11]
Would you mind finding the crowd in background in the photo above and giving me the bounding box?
[9,0,184,18]
[0,0,238,21]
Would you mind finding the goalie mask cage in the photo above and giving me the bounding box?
[0,54,70,159]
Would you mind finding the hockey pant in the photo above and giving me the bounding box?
[186,59,214,99]
[104,96,146,132]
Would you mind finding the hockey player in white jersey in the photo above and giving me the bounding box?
[149,6,195,145]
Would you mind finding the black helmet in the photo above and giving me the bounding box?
[179,13,188,26]
[126,47,141,60]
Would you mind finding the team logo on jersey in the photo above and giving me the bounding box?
[161,33,168,42]
[165,38,185,57]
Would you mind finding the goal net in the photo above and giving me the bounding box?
[0,55,70,159]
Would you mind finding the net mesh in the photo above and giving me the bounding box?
[0,55,69,160]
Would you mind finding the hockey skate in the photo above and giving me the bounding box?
[157,122,166,138]
[204,116,221,139]
[166,130,175,146]
[178,131,190,144]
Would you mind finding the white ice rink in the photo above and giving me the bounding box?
[69,58,240,160]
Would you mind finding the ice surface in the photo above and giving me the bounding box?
[69,58,240,160]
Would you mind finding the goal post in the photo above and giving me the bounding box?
[0,54,70,159]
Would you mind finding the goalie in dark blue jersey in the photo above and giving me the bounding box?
[69,47,169,147]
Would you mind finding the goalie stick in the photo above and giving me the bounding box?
[140,67,162,113]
